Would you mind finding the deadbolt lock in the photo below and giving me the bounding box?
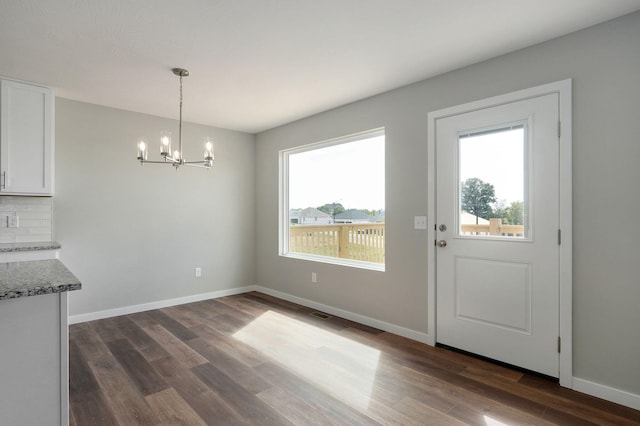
[438,224,447,232]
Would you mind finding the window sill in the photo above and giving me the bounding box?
[280,252,385,272]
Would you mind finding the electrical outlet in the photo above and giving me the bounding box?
[195,267,202,278]
[311,272,317,283]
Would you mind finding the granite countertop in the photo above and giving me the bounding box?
[0,241,62,253]
[0,259,81,300]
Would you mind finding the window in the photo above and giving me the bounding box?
[280,129,385,270]
[458,123,528,239]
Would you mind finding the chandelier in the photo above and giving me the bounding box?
[136,68,214,169]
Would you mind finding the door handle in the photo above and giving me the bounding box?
[1,171,5,189]
[437,240,447,248]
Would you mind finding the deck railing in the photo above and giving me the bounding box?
[461,218,525,237]
[289,223,385,263]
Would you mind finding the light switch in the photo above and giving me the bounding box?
[414,216,427,230]
[7,215,19,228]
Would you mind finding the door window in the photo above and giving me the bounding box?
[458,123,528,239]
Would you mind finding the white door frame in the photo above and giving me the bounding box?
[426,79,573,387]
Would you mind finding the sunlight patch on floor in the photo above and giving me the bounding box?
[484,415,511,426]
[232,310,381,410]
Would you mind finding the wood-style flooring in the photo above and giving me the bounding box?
[69,292,640,425]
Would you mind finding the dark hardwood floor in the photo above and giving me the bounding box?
[69,292,640,425]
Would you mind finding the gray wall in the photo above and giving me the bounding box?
[255,11,640,394]
[54,99,256,317]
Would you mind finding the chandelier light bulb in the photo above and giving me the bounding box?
[137,138,148,160]
[160,131,172,156]
[204,138,214,161]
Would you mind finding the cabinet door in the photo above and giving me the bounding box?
[0,293,63,425]
[0,79,54,195]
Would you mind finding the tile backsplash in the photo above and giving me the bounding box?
[0,196,52,243]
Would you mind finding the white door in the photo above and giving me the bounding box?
[435,93,560,377]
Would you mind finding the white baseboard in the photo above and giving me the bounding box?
[573,377,640,411]
[68,285,258,324]
[69,284,432,343]
[254,285,433,345]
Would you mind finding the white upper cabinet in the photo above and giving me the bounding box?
[0,79,54,196]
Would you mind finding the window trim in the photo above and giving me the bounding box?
[279,128,385,271]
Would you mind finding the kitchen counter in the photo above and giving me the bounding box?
[0,241,62,262]
[0,241,62,253]
[0,243,80,425]
[0,259,81,300]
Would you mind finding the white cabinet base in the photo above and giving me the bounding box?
[0,292,68,425]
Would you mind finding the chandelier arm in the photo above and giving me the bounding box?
[139,160,211,169]
[139,159,177,164]
[182,163,212,169]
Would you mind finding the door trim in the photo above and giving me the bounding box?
[427,79,572,387]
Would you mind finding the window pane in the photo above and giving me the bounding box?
[458,124,528,239]
[284,131,385,266]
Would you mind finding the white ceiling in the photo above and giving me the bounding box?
[1,1,639,133]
